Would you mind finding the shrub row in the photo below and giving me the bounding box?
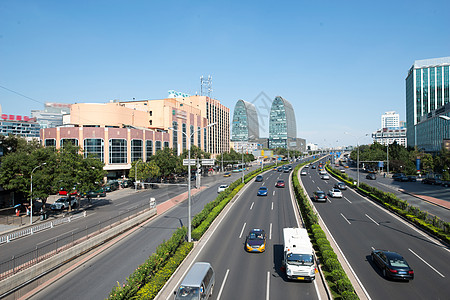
[293,163,359,299]
[326,165,450,243]
[108,227,188,300]
[108,163,277,299]
[136,242,194,299]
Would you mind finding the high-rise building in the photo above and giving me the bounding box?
[0,112,40,140]
[231,100,259,142]
[268,96,303,150]
[31,102,71,129]
[406,57,450,151]
[381,111,400,129]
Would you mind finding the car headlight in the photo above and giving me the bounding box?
[286,268,292,275]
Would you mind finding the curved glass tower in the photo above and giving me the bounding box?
[269,96,297,149]
[231,100,259,141]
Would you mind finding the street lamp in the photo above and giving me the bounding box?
[169,122,216,242]
[30,162,46,225]
[345,132,368,187]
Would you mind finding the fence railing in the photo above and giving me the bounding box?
[0,199,155,281]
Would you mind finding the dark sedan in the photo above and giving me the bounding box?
[312,191,327,202]
[371,249,414,281]
[334,182,347,190]
[366,173,376,180]
[255,175,263,182]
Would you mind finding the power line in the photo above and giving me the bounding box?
[0,85,44,105]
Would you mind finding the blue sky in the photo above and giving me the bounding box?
[1,0,449,147]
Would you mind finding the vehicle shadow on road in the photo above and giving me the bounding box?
[273,244,288,281]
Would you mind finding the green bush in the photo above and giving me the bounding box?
[322,250,337,261]
[330,269,346,282]
[336,278,354,294]
[325,258,341,272]
[341,290,359,300]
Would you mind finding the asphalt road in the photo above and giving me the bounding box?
[27,165,262,300]
[187,163,320,300]
[302,160,450,300]
[340,165,450,222]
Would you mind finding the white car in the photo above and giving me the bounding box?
[321,174,330,180]
[328,188,343,198]
[50,197,77,210]
[319,170,327,175]
[217,184,229,193]
[301,170,307,176]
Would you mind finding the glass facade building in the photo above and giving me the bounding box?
[231,100,259,141]
[406,57,450,151]
[268,96,297,149]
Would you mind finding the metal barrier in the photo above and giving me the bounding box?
[0,201,152,281]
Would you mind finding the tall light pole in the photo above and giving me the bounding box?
[386,142,389,176]
[345,132,368,187]
[169,122,216,242]
[30,162,46,225]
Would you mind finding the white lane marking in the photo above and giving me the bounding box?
[327,198,331,203]
[87,212,96,217]
[217,269,230,300]
[313,277,322,300]
[250,202,254,210]
[365,214,379,226]
[317,186,321,190]
[115,201,129,207]
[340,213,351,224]
[409,248,445,277]
[266,271,270,300]
[273,190,275,196]
[239,223,246,239]
[371,246,375,250]
[344,197,352,204]
[271,202,274,210]
[37,228,79,245]
[262,182,265,186]
[312,180,315,183]
[269,223,272,240]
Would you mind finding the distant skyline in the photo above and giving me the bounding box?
[1,0,449,147]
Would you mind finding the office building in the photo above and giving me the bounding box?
[0,110,40,139]
[31,102,71,129]
[406,56,450,151]
[372,127,407,147]
[231,100,259,142]
[381,111,400,129]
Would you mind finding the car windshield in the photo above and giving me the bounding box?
[389,259,409,268]
[286,253,314,266]
[333,189,340,192]
[278,181,284,183]
[259,187,267,190]
[248,232,264,240]
[175,286,200,300]
[220,185,227,188]
[56,198,67,203]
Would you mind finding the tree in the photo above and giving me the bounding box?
[149,147,182,179]
[129,160,160,182]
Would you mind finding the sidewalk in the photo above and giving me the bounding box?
[399,189,450,210]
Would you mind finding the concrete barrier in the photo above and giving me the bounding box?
[0,207,156,297]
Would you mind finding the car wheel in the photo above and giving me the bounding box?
[61,206,65,210]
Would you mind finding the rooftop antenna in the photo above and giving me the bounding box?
[200,75,213,98]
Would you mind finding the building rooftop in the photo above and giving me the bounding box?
[413,57,450,68]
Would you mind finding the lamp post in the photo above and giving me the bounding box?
[169,122,216,242]
[134,160,144,192]
[345,132,368,187]
[30,162,46,225]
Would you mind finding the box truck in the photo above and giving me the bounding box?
[282,227,316,281]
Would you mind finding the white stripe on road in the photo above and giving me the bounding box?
[269,223,272,240]
[217,269,230,300]
[273,190,275,196]
[239,223,246,239]
[344,197,352,204]
[266,271,270,300]
[409,248,445,277]
[365,214,379,226]
[340,213,351,224]
[250,202,254,210]
[115,201,129,207]
[271,202,274,210]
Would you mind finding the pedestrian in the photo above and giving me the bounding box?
[26,206,30,216]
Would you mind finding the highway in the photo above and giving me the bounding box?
[27,166,260,299]
[186,163,320,299]
[301,160,450,299]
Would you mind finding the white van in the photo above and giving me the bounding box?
[282,228,316,281]
[174,262,215,299]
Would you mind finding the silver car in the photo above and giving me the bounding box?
[50,197,77,210]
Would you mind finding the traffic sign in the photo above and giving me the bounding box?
[183,159,196,166]
[201,159,215,166]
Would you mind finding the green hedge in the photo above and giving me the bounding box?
[292,162,359,299]
[326,164,450,243]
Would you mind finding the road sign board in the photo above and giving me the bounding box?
[183,159,196,166]
[201,159,215,166]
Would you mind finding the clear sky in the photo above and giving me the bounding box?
[1,0,449,147]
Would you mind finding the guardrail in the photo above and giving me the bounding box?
[0,198,156,281]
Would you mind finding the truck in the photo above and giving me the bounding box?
[282,228,316,281]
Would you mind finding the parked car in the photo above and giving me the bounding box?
[328,188,343,198]
[50,197,77,210]
[407,176,417,182]
[422,177,442,185]
[245,228,266,253]
[255,175,263,182]
[313,191,327,202]
[83,187,106,198]
[441,180,450,187]
[392,173,406,181]
[371,249,414,281]
[257,186,268,196]
[217,184,228,193]
[275,180,285,188]
[366,173,376,180]
[334,182,347,190]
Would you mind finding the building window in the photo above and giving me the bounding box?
[109,139,127,164]
[155,141,162,153]
[172,121,178,155]
[149,111,153,116]
[182,123,187,150]
[149,120,152,125]
[204,128,207,152]
[197,126,201,148]
[164,141,169,148]
[60,138,79,148]
[84,138,104,162]
[131,139,143,162]
[190,125,194,146]
[44,139,56,147]
[146,140,153,161]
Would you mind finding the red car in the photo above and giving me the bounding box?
[275,180,285,188]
